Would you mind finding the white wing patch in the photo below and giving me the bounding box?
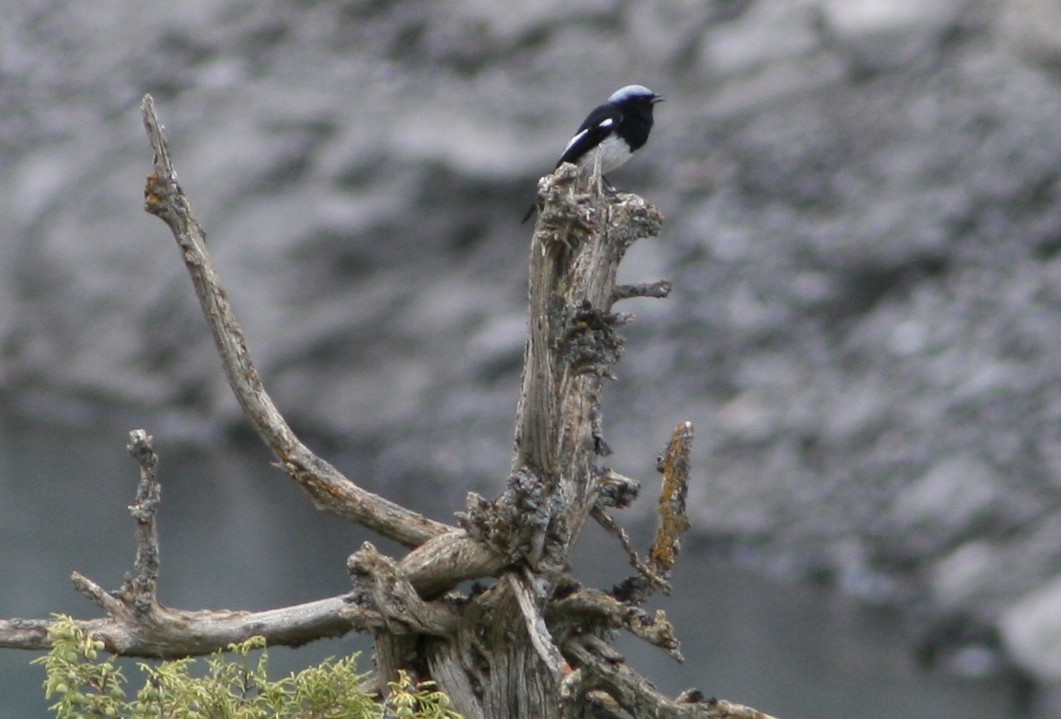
[563,128,589,155]
[562,118,616,155]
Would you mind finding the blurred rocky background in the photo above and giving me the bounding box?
[4,0,1061,705]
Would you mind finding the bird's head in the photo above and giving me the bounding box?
[608,85,664,106]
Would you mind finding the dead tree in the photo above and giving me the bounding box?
[0,95,779,719]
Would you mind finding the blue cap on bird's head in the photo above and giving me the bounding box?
[608,85,664,104]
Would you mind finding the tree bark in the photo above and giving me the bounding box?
[355,163,673,718]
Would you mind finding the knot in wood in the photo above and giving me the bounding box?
[561,301,627,376]
[595,470,640,509]
[457,469,551,564]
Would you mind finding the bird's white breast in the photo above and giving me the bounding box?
[577,133,633,174]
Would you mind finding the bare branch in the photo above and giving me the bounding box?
[139,94,446,548]
[650,421,694,575]
[65,432,164,622]
[348,542,460,636]
[0,425,378,656]
[704,698,783,719]
[0,595,363,657]
[612,279,672,302]
[70,571,125,616]
[610,422,694,606]
[590,506,670,592]
[549,588,682,661]
[507,571,565,682]
[396,529,507,599]
[565,636,780,719]
[121,429,161,615]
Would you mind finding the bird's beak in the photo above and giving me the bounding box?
[652,95,665,103]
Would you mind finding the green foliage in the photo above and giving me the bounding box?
[33,616,461,719]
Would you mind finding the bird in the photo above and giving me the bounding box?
[522,84,664,223]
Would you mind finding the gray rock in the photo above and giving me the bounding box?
[1000,573,1061,683]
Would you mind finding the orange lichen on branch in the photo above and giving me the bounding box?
[143,172,165,211]
[649,421,693,573]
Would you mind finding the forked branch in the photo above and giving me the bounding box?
[140,94,506,598]
[0,431,371,657]
[140,94,446,548]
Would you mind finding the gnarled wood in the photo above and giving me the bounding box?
[141,95,447,549]
[0,95,785,719]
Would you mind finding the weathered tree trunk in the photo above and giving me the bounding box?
[380,592,559,719]
[365,167,664,718]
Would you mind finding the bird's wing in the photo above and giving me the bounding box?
[556,103,624,167]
